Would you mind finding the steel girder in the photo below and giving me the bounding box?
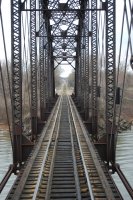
[30,0,37,139]
[44,47,49,104]
[91,0,98,137]
[75,1,87,108]
[76,42,81,101]
[80,35,85,110]
[75,1,91,122]
[42,2,53,108]
[48,42,53,101]
[84,2,90,121]
[11,0,22,167]
[45,0,81,76]
[106,0,116,165]
[39,1,45,121]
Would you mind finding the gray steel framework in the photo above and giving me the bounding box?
[10,0,116,169]
[39,1,45,120]
[91,0,98,137]
[106,0,116,165]
[30,0,37,139]
[44,47,49,104]
[84,5,90,121]
[4,1,132,197]
[11,0,22,167]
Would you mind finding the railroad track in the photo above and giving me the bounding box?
[6,95,122,200]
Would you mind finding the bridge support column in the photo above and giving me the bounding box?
[84,2,91,122]
[39,1,45,122]
[106,0,116,166]
[91,0,98,139]
[11,0,34,170]
[11,0,22,168]
[30,0,37,140]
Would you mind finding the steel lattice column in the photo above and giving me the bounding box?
[48,42,52,101]
[80,40,85,110]
[76,41,81,101]
[76,1,85,108]
[11,0,22,167]
[91,0,98,137]
[51,56,55,99]
[75,17,82,101]
[39,1,45,121]
[30,0,37,139]
[82,36,86,114]
[84,7,90,121]
[74,57,78,97]
[77,61,80,100]
[45,46,49,104]
[106,0,116,165]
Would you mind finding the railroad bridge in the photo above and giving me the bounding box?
[0,0,133,199]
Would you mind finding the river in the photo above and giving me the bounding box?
[0,128,133,199]
[0,130,16,200]
[112,126,133,200]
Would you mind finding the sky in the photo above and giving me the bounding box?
[60,65,74,78]
[0,0,132,77]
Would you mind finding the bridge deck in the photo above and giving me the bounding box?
[6,96,122,200]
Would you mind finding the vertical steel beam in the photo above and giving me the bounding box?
[45,46,49,105]
[51,56,55,99]
[75,42,81,100]
[106,0,116,165]
[91,0,98,137]
[81,38,85,110]
[11,0,22,167]
[78,54,82,102]
[39,1,45,121]
[84,6,90,121]
[30,0,37,139]
[76,1,86,108]
[75,56,78,97]
[48,42,52,101]
[83,36,86,112]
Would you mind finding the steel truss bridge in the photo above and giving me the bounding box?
[0,0,133,199]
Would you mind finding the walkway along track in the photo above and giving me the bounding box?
[6,96,123,200]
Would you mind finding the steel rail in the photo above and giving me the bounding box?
[34,97,63,200]
[6,95,123,199]
[68,96,95,200]
[44,96,83,199]
[68,104,82,200]
[68,96,116,200]
[7,96,61,200]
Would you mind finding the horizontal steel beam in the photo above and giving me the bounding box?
[37,35,91,38]
[21,9,104,12]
